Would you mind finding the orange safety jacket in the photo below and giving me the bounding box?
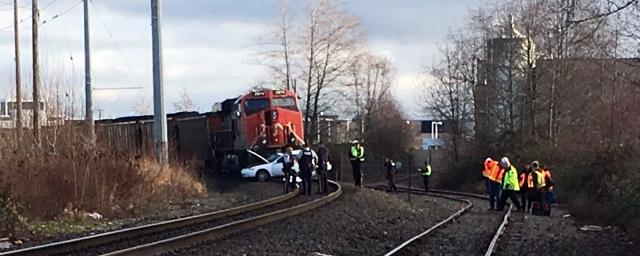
[483,159,502,183]
[543,169,554,191]
[519,172,534,188]
[482,159,493,179]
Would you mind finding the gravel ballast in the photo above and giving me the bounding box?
[169,183,460,256]
[394,196,502,256]
[397,174,640,255]
[497,206,640,256]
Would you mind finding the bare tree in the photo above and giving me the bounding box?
[570,0,639,24]
[172,86,197,112]
[299,0,363,143]
[420,36,476,162]
[363,95,417,159]
[346,52,394,138]
[132,94,152,115]
[258,0,364,143]
[255,0,296,90]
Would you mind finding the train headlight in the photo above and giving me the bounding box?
[272,111,278,120]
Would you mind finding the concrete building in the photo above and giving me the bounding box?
[475,17,536,149]
[474,17,640,151]
[0,98,47,128]
[317,114,354,144]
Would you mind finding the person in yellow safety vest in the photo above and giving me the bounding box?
[482,157,502,211]
[496,157,522,211]
[531,160,553,215]
[519,164,535,212]
[349,140,365,187]
[420,161,432,192]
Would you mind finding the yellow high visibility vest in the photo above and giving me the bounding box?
[422,165,432,176]
[535,170,546,189]
[502,166,520,191]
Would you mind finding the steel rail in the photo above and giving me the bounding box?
[0,186,299,256]
[365,185,474,256]
[102,180,342,256]
[428,188,515,256]
[369,185,513,256]
[484,204,513,256]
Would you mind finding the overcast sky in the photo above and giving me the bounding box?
[0,0,482,119]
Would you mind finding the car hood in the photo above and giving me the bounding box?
[247,149,269,164]
[244,162,271,171]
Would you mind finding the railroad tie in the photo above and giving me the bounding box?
[500,211,526,256]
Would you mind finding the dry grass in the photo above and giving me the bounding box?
[0,125,206,237]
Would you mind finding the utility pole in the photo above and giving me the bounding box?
[84,0,95,143]
[14,0,22,140]
[151,0,168,164]
[32,0,41,145]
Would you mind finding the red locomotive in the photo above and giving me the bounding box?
[208,89,305,172]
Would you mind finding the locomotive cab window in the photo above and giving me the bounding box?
[244,98,270,116]
[271,97,298,111]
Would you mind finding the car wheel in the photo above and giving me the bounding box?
[256,170,270,182]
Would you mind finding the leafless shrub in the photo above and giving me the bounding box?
[0,125,206,237]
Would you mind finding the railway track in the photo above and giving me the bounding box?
[1,181,342,256]
[368,183,515,256]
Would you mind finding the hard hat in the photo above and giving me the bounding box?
[500,157,510,167]
[531,160,540,169]
[352,140,359,144]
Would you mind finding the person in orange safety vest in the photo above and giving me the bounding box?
[541,166,556,204]
[519,164,535,212]
[482,157,502,211]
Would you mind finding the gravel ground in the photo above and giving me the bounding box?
[395,174,640,256]
[2,178,282,252]
[498,207,640,256]
[394,195,502,256]
[64,190,319,256]
[168,183,460,256]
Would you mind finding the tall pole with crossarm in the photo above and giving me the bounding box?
[151,0,168,164]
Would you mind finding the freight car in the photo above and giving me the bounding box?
[96,89,305,174]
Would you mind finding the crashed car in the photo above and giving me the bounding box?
[241,150,328,181]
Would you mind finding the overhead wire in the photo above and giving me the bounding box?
[89,0,132,69]
[41,0,82,25]
[0,0,81,32]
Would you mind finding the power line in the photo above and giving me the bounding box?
[41,0,81,25]
[0,0,80,32]
[89,0,131,68]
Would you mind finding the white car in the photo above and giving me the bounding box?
[240,150,325,181]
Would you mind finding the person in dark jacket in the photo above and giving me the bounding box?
[297,144,318,196]
[281,147,296,193]
[349,140,365,187]
[316,142,330,194]
[519,164,535,212]
[384,158,398,192]
[420,161,432,192]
